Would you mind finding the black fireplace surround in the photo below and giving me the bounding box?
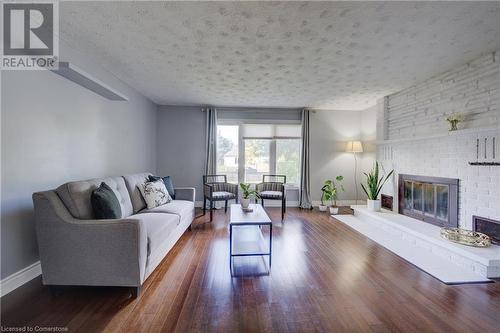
[398,174,459,228]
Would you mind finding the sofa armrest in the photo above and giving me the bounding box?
[32,191,148,287]
[174,187,196,202]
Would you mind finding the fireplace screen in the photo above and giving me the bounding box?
[399,175,458,228]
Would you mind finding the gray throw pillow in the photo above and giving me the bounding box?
[148,175,175,199]
[91,182,122,219]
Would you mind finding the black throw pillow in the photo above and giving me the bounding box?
[148,175,175,199]
[91,182,122,219]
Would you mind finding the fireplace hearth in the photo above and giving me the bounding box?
[398,174,458,228]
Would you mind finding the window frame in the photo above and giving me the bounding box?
[216,120,301,187]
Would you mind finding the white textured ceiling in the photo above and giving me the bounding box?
[60,1,500,110]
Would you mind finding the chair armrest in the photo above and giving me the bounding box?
[256,183,264,192]
[203,183,213,198]
[174,187,195,202]
[225,183,239,195]
[32,191,148,287]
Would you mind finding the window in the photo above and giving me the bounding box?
[216,125,239,183]
[216,123,301,185]
[244,139,271,183]
[276,138,301,185]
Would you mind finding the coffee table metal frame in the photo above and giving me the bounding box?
[229,205,272,276]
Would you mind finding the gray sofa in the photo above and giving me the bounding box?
[32,172,195,296]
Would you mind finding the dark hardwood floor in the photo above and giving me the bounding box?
[2,208,500,332]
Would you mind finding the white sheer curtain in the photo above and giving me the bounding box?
[299,109,312,209]
[204,107,217,175]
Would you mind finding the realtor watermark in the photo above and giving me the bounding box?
[1,0,59,70]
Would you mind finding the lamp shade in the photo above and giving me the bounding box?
[346,140,363,153]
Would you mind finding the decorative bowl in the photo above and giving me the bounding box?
[440,227,491,247]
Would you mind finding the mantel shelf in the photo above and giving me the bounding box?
[468,162,500,166]
[376,125,500,145]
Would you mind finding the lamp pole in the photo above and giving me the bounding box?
[353,152,358,205]
[345,141,363,205]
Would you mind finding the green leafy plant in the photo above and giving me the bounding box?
[446,113,464,131]
[321,176,344,206]
[361,162,394,200]
[239,183,261,199]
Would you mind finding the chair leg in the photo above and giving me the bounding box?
[225,200,228,213]
[261,198,264,207]
[282,199,286,220]
[210,200,214,221]
[203,197,206,215]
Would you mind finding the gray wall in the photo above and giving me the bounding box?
[156,106,206,201]
[1,48,157,279]
[310,109,376,204]
[156,106,377,205]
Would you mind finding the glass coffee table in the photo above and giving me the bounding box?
[229,204,272,276]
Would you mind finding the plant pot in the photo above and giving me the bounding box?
[319,205,328,212]
[241,198,251,209]
[367,199,381,212]
[329,207,339,215]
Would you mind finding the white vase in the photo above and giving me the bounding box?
[329,207,339,215]
[241,198,251,209]
[367,199,381,212]
[319,205,328,212]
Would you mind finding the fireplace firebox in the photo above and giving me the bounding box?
[398,174,458,228]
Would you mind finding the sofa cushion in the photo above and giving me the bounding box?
[140,200,194,223]
[56,177,133,219]
[123,173,152,213]
[129,212,179,257]
[91,182,122,219]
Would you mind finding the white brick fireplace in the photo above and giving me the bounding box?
[376,50,500,230]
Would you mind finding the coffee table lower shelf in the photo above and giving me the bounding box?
[229,224,272,276]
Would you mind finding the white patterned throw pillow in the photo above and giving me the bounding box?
[139,180,172,209]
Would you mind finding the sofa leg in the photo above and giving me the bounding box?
[225,200,228,213]
[203,197,206,215]
[131,286,141,298]
[210,201,213,221]
[49,285,66,296]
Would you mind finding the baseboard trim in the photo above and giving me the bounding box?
[312,200,364,207]
[195,201,300,208]
[0,261,41,297]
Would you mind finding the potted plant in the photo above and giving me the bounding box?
[446,113,463,131]
[239,183,260,209]
[330,175,344,215]
[361,162,394,212]
[319,176,344,213]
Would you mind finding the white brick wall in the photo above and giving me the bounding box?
[385,51,500,140]
[377,50,500,229]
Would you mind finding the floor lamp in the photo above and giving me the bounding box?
[346,141,363,205]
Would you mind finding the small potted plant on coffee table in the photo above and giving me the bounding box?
[319,176,344,214]
[239,183,260,210]
[361,162,393,212]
